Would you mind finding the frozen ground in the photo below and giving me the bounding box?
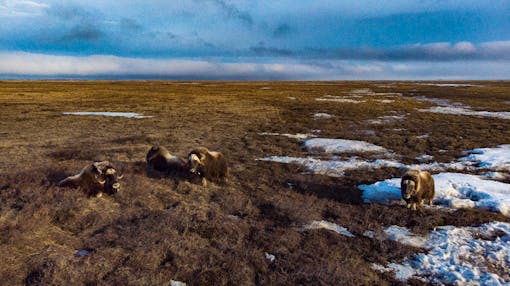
[373,222,510,285]
[62,112,151,118]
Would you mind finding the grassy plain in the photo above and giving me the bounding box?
[0,81,509,285]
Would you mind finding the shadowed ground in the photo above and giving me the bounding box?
[0,81,509,285]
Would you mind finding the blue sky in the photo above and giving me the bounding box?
[1,0,510,79]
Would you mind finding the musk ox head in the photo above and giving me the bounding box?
[188,152,205,176]
[90,161,123,195]
[401,170,419,200]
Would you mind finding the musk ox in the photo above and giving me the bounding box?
[188,147,228,186]
[58,161,123,197]
[146,146,188,173]
[401,169,435,210]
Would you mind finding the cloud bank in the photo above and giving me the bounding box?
[1,51,510,80]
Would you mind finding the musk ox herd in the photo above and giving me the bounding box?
[58,146,228,197]
[58,146,434,210]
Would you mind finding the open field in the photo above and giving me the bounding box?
[1,81,509,285]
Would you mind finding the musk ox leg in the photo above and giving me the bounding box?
[428,199,433,206]
[96,192,103,198]
[406,203,411,209]
[419,200,425,207]
[411,203,417,211]
[202,177,208,187]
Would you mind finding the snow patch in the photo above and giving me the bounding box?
[63,112,151,118]
[460,145,510,171]
[265,252,276,262]
[360,172,510,216]
[313,113,334,119]
[419,106,510,120]
[258,132,316,140]
[376,222,510,285]
[259,156,401,177]
[303,138,387,153]
[170,280,187,286]
[303,220,355,237]
[367,115,406,124]
[420,83,481,87]
[315,97,365,104]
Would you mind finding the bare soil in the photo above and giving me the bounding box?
[0,81,509,285]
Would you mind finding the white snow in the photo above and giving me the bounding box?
[420,83,481,87]
[170,280,187,286]
[303,138,387,153]
[313,113,334,119]
[384,225,428,248]
[259,156,401,177]
[416,154,434,162]
[367,115,406,124]
[258,132,316,140]
[288,96,296,100]
[303,220,355,237]
[347,89,402,97]
[460,145,510,171]
[374,99,395,103]
[360,172,510,216]
[375,222,510,285]
[315,97,365,104]
[265,252,276,262]
[419,106,510,120]
[63,112,151,118]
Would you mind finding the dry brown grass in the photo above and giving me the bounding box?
[0,81,509,285]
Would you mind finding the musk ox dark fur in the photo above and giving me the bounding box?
[188,147,228,186]
[401,169,435,210]
[146,146,188,173]
[58,161,123,197]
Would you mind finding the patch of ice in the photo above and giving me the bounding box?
[259,156,401,177]
[260,86,271,90]
[303,138,387,153]
[378,222,510,285]
[63,112,151,118]
[360,172,510,216]
[313,113,334,119]
[419,106,510,120]
[303,220,355,237]
[170,280,187,286]
[288,96,296,100]
[265,252,276,262]
[258,132,316,140]
[374,99,395,103]
[460,145,510,171]
[413,96,465,107]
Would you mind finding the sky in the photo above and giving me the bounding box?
[1,0,510,80]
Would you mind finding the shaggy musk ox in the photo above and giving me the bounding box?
[401,169,435,210]
[188,147,228,186]
[146,146,188,173]
[58,161,123,197]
